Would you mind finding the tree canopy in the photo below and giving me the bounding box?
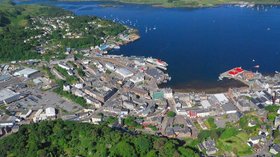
[0,120,200,157]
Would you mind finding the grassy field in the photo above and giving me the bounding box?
[217,132,253,156]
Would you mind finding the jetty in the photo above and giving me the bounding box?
[219,67,255,87]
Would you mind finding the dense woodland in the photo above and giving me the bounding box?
[0,120,200,157]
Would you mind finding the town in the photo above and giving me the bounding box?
[1,9,280,157]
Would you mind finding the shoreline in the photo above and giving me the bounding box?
[160,79,248,94]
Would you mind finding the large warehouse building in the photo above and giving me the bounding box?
[0,88,21,105]
[13,68,39,78]
[115,68,134,78]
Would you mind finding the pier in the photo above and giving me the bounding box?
[219,67,254,87]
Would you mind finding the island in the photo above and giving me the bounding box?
[1,0,280,157]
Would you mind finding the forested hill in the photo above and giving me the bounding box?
[0,120,199,157]
[0,0,127,62]
[0,0,70,61]
[55,0,280,8]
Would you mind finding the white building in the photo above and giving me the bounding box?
[105,63,115,71]
[13,68,39,78]
[214,94,229,104]
[201,100,211,109]
[58,63,71,71]
[116,68,134,78]
[46,107,56,117]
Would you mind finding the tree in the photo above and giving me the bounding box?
[167,111,176,117]
[134,136,152,156]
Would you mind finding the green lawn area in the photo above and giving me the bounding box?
[217,132,252,156]
[204,117,217,129]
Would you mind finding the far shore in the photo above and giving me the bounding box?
[54,0,280,8]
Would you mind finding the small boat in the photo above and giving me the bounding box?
[254,65,260,68]
[114,45,120,49]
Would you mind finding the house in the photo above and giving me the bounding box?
[248,135,265,145]
[270,144,280,155]
[248,120,257,127]
[173,126,192,138]
[63,84,71,92]
[199,139,218,155]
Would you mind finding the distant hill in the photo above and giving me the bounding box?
[0,120,200,157]
[53,0,280,7]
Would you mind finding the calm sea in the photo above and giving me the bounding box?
[17,1,280,90]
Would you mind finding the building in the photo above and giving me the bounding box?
[163,88,173,99]
[222,103,238,114]
[116,68,134,78]
[0,116,16,127]
[13,68,39,78]
[199,139,218,155]
[85,96,102,108]
[46,107,56,117]
[0,88,21,105]
[130,87,149,98]
[236,98,251,112]
[152,91,164,100]
[201,100,211,109]
[91,115,102,124]
[58,63,71,71]
[105,63,115,71]
[270,144,280,155]
[19,110,32,119]
[248,135,264,145]
[84,86,118,103]
[130,73,144,84]
[214,93,229,104]
[274,116,280,128]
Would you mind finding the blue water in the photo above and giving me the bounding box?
[17,1,280,89]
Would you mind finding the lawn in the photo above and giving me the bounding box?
[204,117,217,129]
[217,132,253,156]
